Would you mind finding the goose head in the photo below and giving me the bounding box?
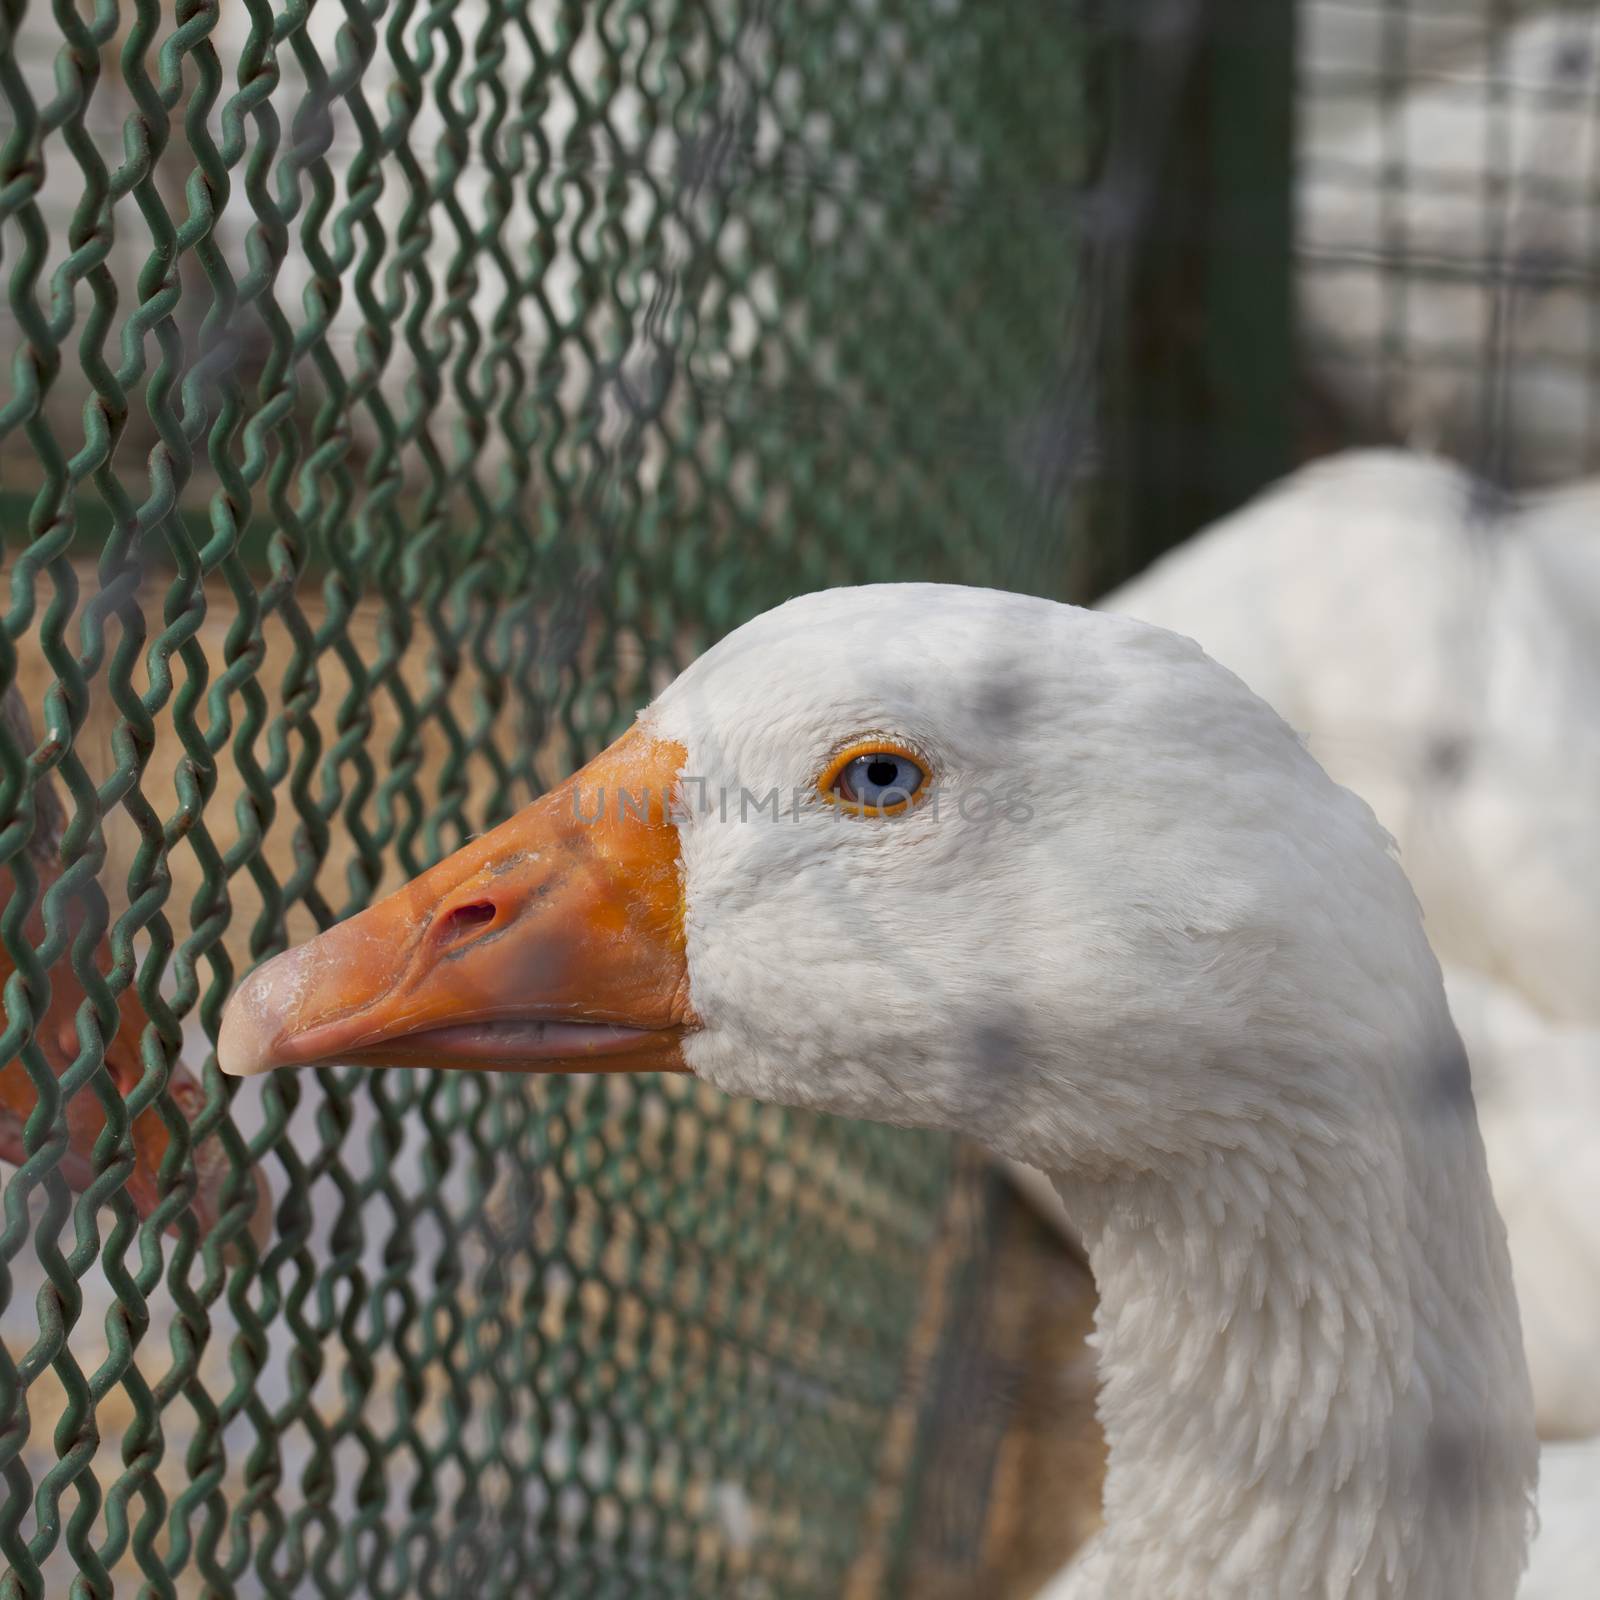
[218,584,1435,1179]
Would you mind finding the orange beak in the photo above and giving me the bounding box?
[218,727,693,1079]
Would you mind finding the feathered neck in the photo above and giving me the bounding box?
[1048,1018,1536,1600]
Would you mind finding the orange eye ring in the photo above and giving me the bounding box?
[817,739,932,816]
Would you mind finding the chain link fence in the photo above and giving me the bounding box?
[10,0,1598,1594]
[0,1,1115,1596]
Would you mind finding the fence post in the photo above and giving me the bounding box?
[1105,0,1296,583]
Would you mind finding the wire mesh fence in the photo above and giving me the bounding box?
[0,2,1104,1596]
[8,0,1595,1595]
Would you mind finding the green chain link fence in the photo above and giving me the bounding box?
[0,0,1116,1594]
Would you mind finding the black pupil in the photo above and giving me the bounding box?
[865,758,900,788]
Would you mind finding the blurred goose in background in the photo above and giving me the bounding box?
[221,583,1591,1597]
[1076,450,1600,1443]
[0,687,260,1241]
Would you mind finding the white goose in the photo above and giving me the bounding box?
[219,584,1590,1598]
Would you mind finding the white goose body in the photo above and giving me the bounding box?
[224,583,1557,1597]
[1100,450,1600,1444]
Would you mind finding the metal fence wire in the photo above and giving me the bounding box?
[9,0,1597,1595]
[0,1,1102,1596]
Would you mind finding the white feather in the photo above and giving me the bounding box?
[640,583,1552,1597]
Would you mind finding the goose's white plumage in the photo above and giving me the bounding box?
[1445,972,1600,1440]
[1105,452,1600,1025]
[1095,450,1600,1444]
[643,586,1542,1598]
[224,580,1588,1596]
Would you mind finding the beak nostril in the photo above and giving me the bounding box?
[438,900,497,944]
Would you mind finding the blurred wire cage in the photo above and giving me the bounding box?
[1124,0,1600,541]
[1296,0,1600,485]
[0,2,1121,1597]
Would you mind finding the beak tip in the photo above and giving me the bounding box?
[218,948,309,1078]
[216,988,271,1078]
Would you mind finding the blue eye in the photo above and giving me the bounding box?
[834,751,928,811]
